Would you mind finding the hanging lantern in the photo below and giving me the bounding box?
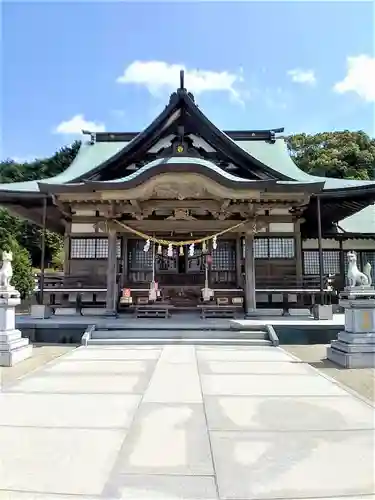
[143,239,150,252]
[179,246,184,256]
[157,244,162,255]
[189,243,195,257]
[167,244,173,257]
[212,235,217,250]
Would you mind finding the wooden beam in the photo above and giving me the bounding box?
[71,214,297,226]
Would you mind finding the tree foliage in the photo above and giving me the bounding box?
[0,141,80,268]
[286,131,375,180]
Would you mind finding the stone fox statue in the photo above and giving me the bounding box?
[0,250,14,290]
[347,251,372,287]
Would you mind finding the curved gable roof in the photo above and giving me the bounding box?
[38,156,324,195]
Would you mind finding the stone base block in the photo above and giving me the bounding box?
[246,308,284,317]
[0,330,22,343]
[313,304,333,320]
[344,307,375,334]
[0,337,30,352]
[53,307,78,316]
[0,343,33,367]
[331,340,375,353]
[327,346,375,368]
[30,304,52,319]
[338,331,375,344]
[288,308,311,317]
[81,308,108,316]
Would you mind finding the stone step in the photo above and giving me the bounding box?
[0,330,22,343]
[0,337,30,352]
[87,338,272,346]
[100,322,234,331]
[91,329,267,340]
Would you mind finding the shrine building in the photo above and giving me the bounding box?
[0,72,374,315]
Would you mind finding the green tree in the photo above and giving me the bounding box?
[0,141,80,268]
[0,229,35,298]
[286,131,375,180]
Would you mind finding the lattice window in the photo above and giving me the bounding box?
[70,239,88,259]
[128,239,153,270]
[303,250,340,275]
[254,239,268,258]
[303,251,320,275]
[323,251,340,274]
[96,239,108,259]
[253,238,295,259]
[70,238,121,259]
[70,239,95,259]
[212,240,235,271]
[269,238,295,258]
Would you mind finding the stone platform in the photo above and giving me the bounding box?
[0,344,374,499]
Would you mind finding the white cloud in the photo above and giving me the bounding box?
[287,68,316,85]
[54,114,105,135]
[116,60,244,102]
[333,55,375,102]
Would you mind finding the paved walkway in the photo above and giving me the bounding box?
[0,345,374,500]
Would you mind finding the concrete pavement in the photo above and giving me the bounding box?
[0,344,374,499]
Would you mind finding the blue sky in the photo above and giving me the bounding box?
[2,1,374,162]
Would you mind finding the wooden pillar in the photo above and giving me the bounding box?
[235,235,243,288]
[207,240,212,288]
[121,235,128,288]
[316,195,324,303]
[63,230,71,276]
[106,227,117,314]
[244,232,256,313]
[339,238,345,287]
[38,196,47,304]
[294,221,303,285]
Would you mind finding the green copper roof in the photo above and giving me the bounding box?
[338,204,375,234]
[50,141,128,185]
[0,138,374,194]
[0,141,128,193]
[236,139,375,190]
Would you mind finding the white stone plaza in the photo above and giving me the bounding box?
[0,344,374,500]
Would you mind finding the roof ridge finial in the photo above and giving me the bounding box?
[179,69,185,90]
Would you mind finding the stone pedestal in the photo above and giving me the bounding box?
[326,287,375,368]
[313,304,333,320]
[30,304,52,319]
[0,289,32,367]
